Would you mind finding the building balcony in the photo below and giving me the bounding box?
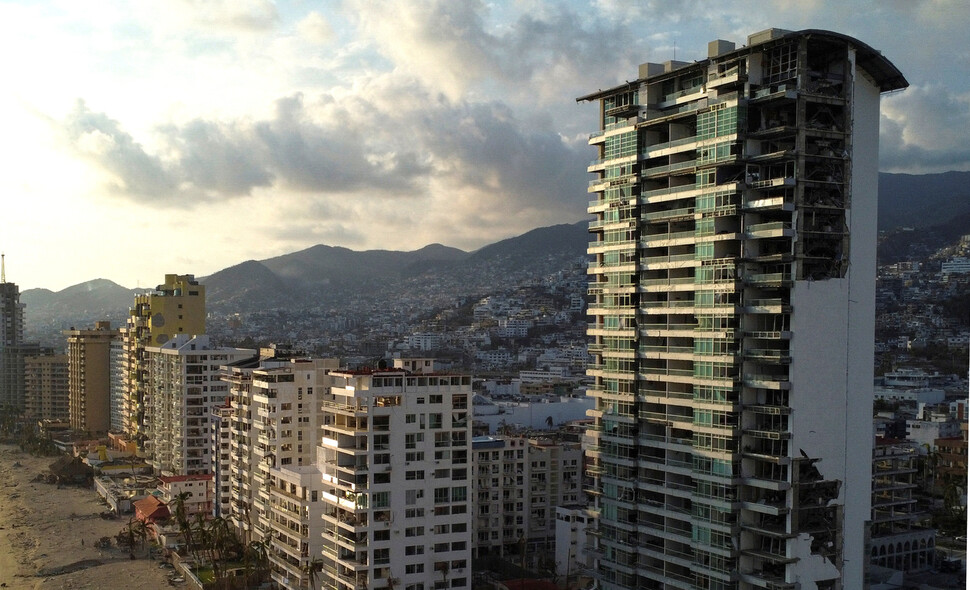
[745,222,795,239]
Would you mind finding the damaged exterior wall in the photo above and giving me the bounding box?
[580,29,905,590]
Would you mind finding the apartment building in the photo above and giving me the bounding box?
[579,29,907,589]
[145,334,252,475]
[65,321,119,436]
[122,274,206,445]
[251,358,337,590]
[472,435,582,563]
[223,346,303,543]
[318,359,473,590]
[158,474,215,518]
[24,351,69,422]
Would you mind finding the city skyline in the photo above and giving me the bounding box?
[2,1,970,292]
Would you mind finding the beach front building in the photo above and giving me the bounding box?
[579,29,906,589]
[122,274,206,447]
[159,473,215,518]
[224,350,293,544]
[24,351,69,422]
[210,400,234,518]
[318,359,473,590]
[145,334,252,476]
[65,322,119,437]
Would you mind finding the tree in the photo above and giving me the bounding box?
[545,415,554,429]
[168,491,193,556]
[302,555,324,590]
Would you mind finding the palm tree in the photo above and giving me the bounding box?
[169,491,193,554]
[302,555,324,590]
[131,518,149,555]
[545,415,554,429]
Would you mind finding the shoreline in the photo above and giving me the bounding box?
[0,443,173,589]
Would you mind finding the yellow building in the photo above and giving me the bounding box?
[122,274,206,445]
[65,321,118,436]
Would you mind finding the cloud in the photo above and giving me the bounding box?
[297,11,335,44]
[60,100,178,200]
[879,85,970,173]
[55,74,587,224]
[172,0,279,32]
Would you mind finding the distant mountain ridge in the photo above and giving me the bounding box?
[200,221,588,312]
[878,171,970,230]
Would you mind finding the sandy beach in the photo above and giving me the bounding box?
[0,443,174,590]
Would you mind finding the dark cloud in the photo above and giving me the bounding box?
[162,119,274,195]
[62,100,178,199]
[58,94,434,206]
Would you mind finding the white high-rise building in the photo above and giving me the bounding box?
[318,358,473,590]
[145,334,253,475]
[579,29,907,589]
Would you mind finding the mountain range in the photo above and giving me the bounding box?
[21,170,970,336]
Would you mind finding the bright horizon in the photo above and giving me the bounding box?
[3,1,970,292]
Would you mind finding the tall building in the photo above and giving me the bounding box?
[579,29,907,589]
[0,256,27,411]
[65,321,119,436]
[24,350,69,422]
[318,359,473,590]
[144,334,252,475]
[122,274,206,445]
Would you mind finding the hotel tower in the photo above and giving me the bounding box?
[579,29,906,589]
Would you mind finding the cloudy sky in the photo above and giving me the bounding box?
[2,0,968,291]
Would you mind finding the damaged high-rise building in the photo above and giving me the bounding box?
[578,29,907,589]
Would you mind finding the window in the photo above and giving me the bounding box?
[434,488,450,504]
[374,548,390,564]
[405,433,424,449]
[374,530,390,541]
[406,489,424,505]
[405,526,425,537]
[372,492,390,508]
[406,470,425,480]
[406,564,425,575]
[406,545,425,556]
[451,486,467,502]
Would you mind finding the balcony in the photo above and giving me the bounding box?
[746,222,794,239]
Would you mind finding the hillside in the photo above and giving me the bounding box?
[878,171,970,230]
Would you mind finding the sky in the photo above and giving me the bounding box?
[2,0,969,292]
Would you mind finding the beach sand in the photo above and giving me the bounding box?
[0,443,174,590]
